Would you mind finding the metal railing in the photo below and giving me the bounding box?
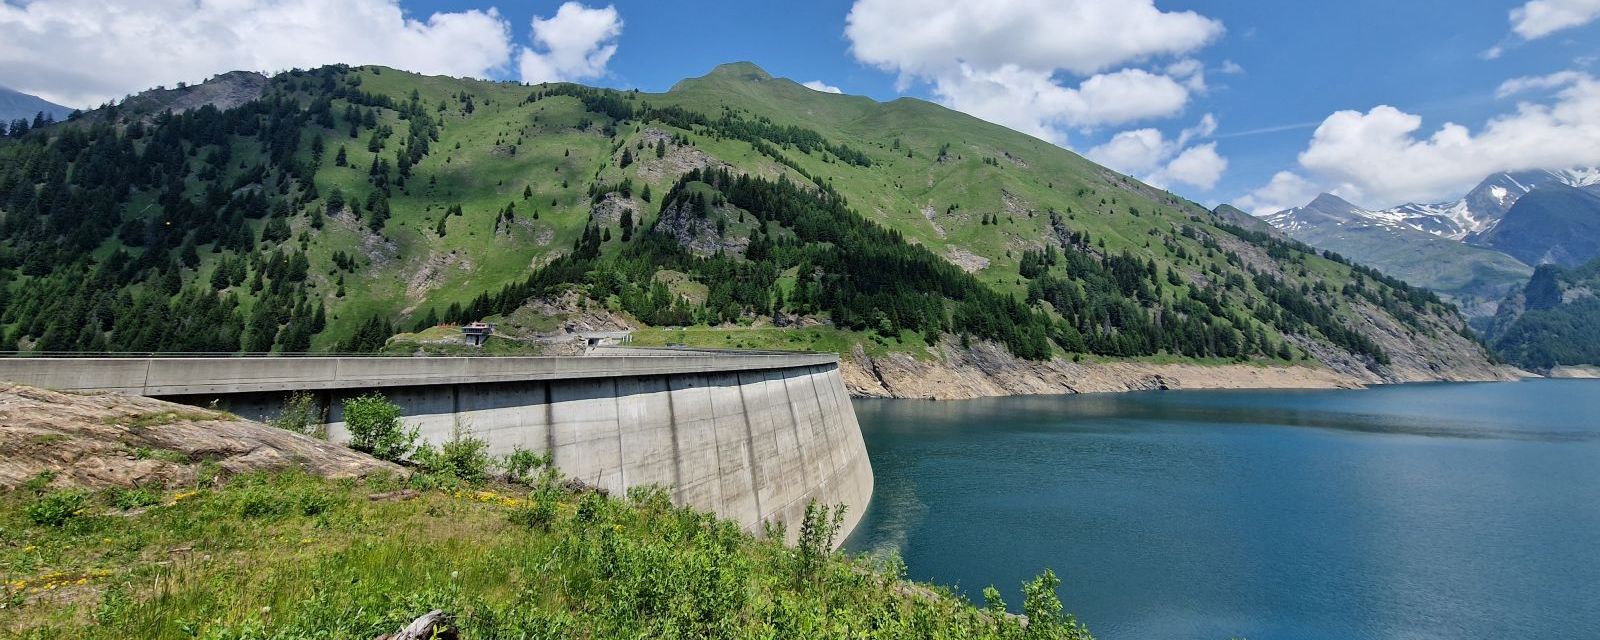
[0,345,828,359]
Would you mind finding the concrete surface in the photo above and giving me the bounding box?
[0,353,872,543]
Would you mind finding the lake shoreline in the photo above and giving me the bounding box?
[842,342,1525,400]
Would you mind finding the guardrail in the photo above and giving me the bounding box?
[0,345,826,358]
[0,351,840,396]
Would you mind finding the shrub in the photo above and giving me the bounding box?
[509,490,560,531]
[342,393,416,462]
[794,500,846,587]
[414,423,492,485]
[502,447,552,485]
[269,391,325,438]
[20,470,56,495]
[108,486,162,510]
[237,486,285,519]
[26,489,90,527]
[234,478,337,519]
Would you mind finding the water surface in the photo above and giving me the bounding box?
[844,380,1600,640]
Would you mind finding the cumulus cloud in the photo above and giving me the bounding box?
[844,0,1223,144]
[0,0,513,107]
[1237,69,1600,211]
[933,66,1190,142]
[517,2,622,84]
[1235,171,1324,215]
[1509,0,1600,39]
[1086,113,1226,190]
[1163,143,1227,190]
[802,80,843,94]
[1087,128,1170,175]
[1165,58,1207,92]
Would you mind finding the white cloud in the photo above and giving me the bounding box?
[1218,60,1245,75]
[1165,58,1207,92]
[517,2,622,84]
[1239,69,1600,210]
[933,65,1191,144]
[802,80,843,94]
[1495,70,1587,96]
[1162,143,1227,190]
[1086,113,1226,190]
[1301,70,1600,206]
[1509,0,1600,39]
[1235,171,1323,215]
[1088,128,1170,174]
[844,0,1223,143]
[0,0,513,107]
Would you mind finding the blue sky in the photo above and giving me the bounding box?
[3,0,1599,212]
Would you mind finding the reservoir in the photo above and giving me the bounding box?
[844,379,1600,640]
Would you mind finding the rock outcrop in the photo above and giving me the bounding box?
[0,383,400,491]
[836,338,1513,400]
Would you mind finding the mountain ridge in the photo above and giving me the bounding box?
[0,62,1513,396]
[0,86,73,127]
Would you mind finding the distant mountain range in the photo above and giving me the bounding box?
[1262,168,1600,322]
[0,87,73,124]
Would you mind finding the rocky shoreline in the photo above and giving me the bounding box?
[840,340,1523,401]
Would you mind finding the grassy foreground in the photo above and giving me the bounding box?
[2,470,1092,639]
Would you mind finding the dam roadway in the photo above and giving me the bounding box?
[0,350,874,542]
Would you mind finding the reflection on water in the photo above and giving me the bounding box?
[845,379,1600,640]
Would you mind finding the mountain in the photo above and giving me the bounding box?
[1475,183,1600,268]
[1264,193,1533,320]
[0,62,1510,394]
[1485,257,1600,370]
[0,86,73,125]
[1370,169,1600,241]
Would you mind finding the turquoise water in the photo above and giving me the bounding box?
[844,380,1600,640]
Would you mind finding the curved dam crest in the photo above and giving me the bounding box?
[0,352,873,542]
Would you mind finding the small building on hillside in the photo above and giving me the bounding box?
[460,321,494,346]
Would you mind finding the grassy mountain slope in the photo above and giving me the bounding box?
[1476,183,1600,268]
[0,63,1507,390]
[1289,222,1532,323]
[1264,194,1533,323]
[1485,257,1600,369]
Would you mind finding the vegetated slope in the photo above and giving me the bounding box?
[0,87,73,126]
[1476,183,1600,268]
[0,62,1507,392]
[1265,193,1533,322]
[1,387,1090,639]
[1485,257,1600,369]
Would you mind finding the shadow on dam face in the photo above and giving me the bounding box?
[163,362,873,544]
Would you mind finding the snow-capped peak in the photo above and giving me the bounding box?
[1264,167,1600,241]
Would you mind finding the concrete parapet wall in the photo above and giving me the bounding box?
[0,354,871,542]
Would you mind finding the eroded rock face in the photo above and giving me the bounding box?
[842,339,1366,400]
[0,384,401,491]
[653,200,749,257]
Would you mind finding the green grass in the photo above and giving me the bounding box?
[19,61,1473,372]
[1,471,1092,639]
[630,325,934,360]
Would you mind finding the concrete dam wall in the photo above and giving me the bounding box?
[0,353,874,541]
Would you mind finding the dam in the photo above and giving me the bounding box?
[0,350,873,542]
